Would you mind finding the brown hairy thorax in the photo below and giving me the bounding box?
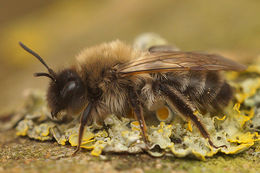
[71,40,148,125]
[76,40,145,83]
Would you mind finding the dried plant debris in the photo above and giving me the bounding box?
[14,64,259,160]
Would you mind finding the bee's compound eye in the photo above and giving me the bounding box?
[156,106,174,123]
[60,81,77,98]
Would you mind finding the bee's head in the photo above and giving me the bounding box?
[47,69,86,118]
[19,42,86,118]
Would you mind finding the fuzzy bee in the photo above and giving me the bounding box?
[19,40,246,154]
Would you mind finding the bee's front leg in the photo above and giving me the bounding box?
[73,103,93,156]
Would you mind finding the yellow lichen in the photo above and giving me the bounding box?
[187,120,193,132]
[233,103,255,127]
[214,115,226,121]
[130,121,141,131]
[90,140,107,156]
[16,120,30,136]
[235,78,260,103]
[228,132,259,144]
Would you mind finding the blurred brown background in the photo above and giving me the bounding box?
[0,0,259,113]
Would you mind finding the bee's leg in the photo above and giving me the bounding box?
[129,90,148,144]
[72,103,93,156]
[159,84,227,149]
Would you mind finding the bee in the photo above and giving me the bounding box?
[19,40,246,154]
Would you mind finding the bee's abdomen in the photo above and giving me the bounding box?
[208,81,233,112]
[167,71,233,113]
[188,71,233,113]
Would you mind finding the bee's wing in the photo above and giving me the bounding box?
[117,51,246,75]
[148,45,179,52]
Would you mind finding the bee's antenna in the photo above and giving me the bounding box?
[34,72,56,81]
[19,42,56,82]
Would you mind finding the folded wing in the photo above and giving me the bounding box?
[117,51,246,76]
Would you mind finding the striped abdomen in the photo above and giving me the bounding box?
[164,71,233,114]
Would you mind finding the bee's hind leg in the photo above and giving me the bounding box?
[158,83,227,149]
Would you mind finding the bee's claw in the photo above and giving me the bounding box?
[208,140,227,149]
[213,144,227,149]
[72,146,80,156]
[51,111,58,119]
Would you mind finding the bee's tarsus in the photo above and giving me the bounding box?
[208,140,227,149]
[74,103,93,156]
[72,146,80,156]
